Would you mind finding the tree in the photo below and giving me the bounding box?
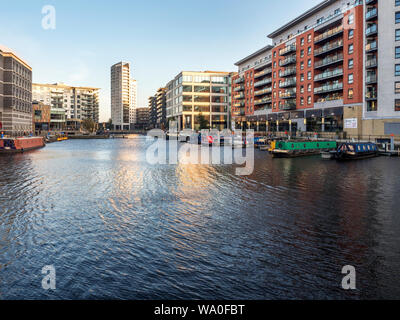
[82,118,97,133]
[106,118,113,130]
[197,113,210,130]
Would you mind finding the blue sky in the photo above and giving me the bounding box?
[1,0,321,122]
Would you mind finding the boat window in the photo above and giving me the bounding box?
[367,145,370,150]
[348,145,354,152]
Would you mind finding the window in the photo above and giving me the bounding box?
[300,85,304,94]
[300,74,304,82]
[348,59,354,69]
[300,38,304,46]
[396,12,400,24]
[396,47,400,59]
[300,97,304,105]
[396,29,400,41]
[308,46,312,55]
[300,49,304,58]
[308,84,312,92]
[308,96,312,105]
[396,64,400,76]
[348,89,354,99]
[397,0,400,6]
[348,44,354,54]
[308,34,312,43]
[308,59,312,67]
[348,14,354,25]
[300,62,304,70]
[396,82,400,94]
[348,74,354,84]
[348,29,354,39]
[396,99,400,111]
[307,71,312,80]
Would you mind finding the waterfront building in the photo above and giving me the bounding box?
[166,71,235,131]
[32,101,51,133]
[111,61,137,130]
[148,95,157,129]
[32,83,99,130]
[233,0,400,137]
[134,107,149,130]
[0,45,33,135]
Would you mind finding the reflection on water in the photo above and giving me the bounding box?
[1,137,400,299]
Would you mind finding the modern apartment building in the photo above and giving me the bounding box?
[233,0,400,137]
[32,83,100,130]
[148,95,157,129]
[134,107,149,130]
[111,62,137,130]
[0,45,33,135]
[166,71,235,131]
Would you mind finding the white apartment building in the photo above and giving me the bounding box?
[111,61,137,130]
[32,83,100,126]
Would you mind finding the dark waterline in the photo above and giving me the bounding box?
[1,137,400,299]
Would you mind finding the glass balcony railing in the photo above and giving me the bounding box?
[314,40,343,56]
[366,24,378,37]
[314,25,343,43]
[254,88,272,96]
[279,68,297,78]
[280,90,297,99]
[314,82,343,94]
[234,77,244,84]
[282,100,296,110]
[254,68,272,78]
[279,78,297,88]
[279,55,297,67]
[366,74,377,84]
[366,57,377,68]
[366,8,377,20]
[254,98,272,106]
[234,85,245,92]
[314,68,343,81]
[366,41,377,52]
[279,44,296,56]
[254,78,272,87]
[314,53,343,68]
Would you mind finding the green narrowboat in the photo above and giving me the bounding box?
[269,140,337,158]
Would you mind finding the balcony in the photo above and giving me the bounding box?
[279,68,297,78]
[314,40,343,57]
[365,41,377,52]
[314,97,343,109]
[279,55,296,67]
[314,25,343,44]
[314,68,343,82]
[234,93,245,100]
[234,85,245,92]
[282,100,296,110]
[314,54,343,69]
[234,77,244,84]
[314,82,343,94]
[280,90,296,99]
[233,101,245,108]
[365,57,377,69]
[254,97,272,106]
[366,8,377,21]
[279,44,296,56]
[279,78,297,88]
[365,90,377,101]
[254,68,272,79]
[366,24,378,37]
[254,88,272,96]
[366,74,377,84]
[254,78,272,87]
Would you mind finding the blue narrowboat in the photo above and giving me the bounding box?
[333,142,379,160]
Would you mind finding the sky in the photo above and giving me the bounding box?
[1,0,321,122]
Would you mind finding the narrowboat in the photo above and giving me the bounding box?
[331,142,379,160]
[269,140,337,158]
[0,137,45,154]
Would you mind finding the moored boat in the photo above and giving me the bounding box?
[0,137,45,154]
[331,142,378,160]
[269,140,337,158]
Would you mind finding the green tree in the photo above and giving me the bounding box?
[82,118,97,133]
[197,113,210,130]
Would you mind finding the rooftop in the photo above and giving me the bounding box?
[267,0,337,39]
[0,44,31,70]
[234,45,273,66]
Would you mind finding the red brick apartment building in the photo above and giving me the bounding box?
[232,0,400,138]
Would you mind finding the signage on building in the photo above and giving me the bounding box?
[344,118,357,129]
